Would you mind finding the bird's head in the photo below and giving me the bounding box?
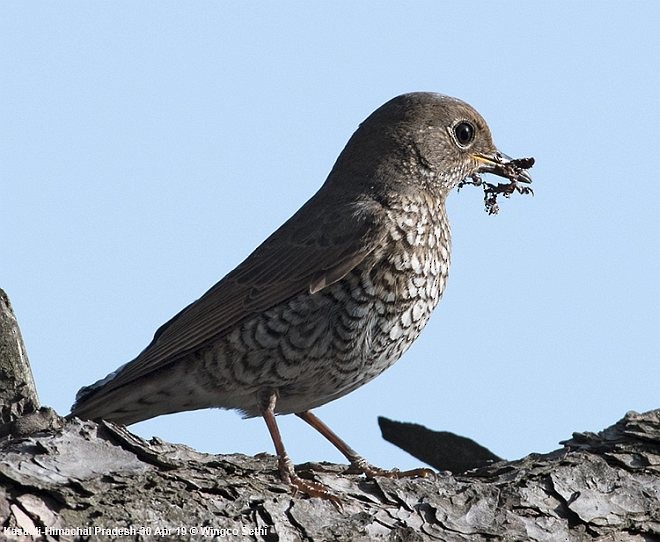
[328,92,532,202]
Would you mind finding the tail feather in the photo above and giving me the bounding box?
[70,361,220,425]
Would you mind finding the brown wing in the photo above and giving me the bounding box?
[74,189,386,403]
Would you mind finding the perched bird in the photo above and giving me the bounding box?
[71,92,532,498]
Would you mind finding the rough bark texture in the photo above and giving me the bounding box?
[0,288,39,429]
[1,289,659,541]
[1,410,658,541]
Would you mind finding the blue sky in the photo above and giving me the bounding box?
[2,2,658,471]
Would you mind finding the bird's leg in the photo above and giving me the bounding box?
[257,389,340,505]
[296,410,434,479]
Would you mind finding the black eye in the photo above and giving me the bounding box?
[453,121,475,147]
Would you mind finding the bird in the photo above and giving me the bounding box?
[71,92,532,499]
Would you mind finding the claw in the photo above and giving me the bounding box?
[347,457,434,480]
[277,454,342,507]
[284,469,343,510]
[296,410,434,485]
[260,390,343,508]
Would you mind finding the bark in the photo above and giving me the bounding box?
[0,288,39,429]
[1,289,658,542]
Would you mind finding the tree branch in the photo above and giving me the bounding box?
[0,288,39,427]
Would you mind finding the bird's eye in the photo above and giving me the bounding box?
[453,121,475,147]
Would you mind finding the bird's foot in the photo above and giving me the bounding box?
[278,456,342,508]
[346,456,435,480]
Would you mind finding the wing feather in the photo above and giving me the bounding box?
[73,191,386,407]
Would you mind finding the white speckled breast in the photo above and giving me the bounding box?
[193,191,452,417]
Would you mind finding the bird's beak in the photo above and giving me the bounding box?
[474,151,533,184]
